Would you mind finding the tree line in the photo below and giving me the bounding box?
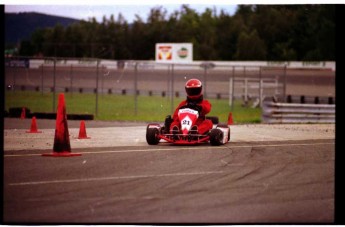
[18,4,335,61]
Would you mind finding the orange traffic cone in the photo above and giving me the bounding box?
[78,120,90,139]
[227,112,234,125]
[20,107,26,119]
[42,93,81,157]
[26,116,42,133]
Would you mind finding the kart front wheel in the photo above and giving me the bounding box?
[146,128,160,145]
[210,128,223,146]
[217,124,230,142]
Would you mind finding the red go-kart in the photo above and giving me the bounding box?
[146,107,230,146]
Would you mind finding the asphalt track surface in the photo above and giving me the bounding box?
[3,119,335,224]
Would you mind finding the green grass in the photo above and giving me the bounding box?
[5,91,261,123]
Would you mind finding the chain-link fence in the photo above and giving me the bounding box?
[5,57,335,117]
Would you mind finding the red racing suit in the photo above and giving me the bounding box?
[170,95,213,135]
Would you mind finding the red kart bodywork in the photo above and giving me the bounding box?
[146,108,230,146]
[158,134,210,145]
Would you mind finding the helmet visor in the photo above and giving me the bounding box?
[186,86,202,96]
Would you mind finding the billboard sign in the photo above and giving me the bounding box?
[156,43,193,63]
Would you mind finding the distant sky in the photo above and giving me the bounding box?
[5,0,342,23]
[4,1,239,23]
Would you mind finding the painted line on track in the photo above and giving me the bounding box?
[9,170,226,186]
[4,142,334,157]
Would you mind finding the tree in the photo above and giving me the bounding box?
[18,40,34,56]
[251,5,297,60]
[197,8,218,60]
[303,5,335,60]
[19,4,335,61]
[30,28,45,56]
[128,15,150,59]
[234,30,266,60]
[173,5,200,57]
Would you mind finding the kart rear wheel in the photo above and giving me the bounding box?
[146,128,160,145]
[210,128,223,146]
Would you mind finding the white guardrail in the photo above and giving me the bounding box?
[262,101,335,123]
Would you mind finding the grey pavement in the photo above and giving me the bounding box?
[4,118,335,151]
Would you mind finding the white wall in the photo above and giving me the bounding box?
[29,59,336,71]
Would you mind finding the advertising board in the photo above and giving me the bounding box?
[155,43,193,63]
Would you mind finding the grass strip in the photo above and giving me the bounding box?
[5,91,261,123]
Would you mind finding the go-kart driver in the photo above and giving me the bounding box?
[170,78,213,135]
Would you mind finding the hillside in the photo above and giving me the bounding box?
[5,12,80,44]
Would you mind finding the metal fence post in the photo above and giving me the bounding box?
[230,66,235,111]
[259,66,263,107]
[171,64,175,115]
[13,65,17,92]
[229,77,233,107]
[203,66,207,99]
[167,64,170,103]
[283,65,287,101]
[244,78,248,103]
[243,66,246,103]
[95,59,99,116]
[70,64,73,96]
[275,75,279,97]
[101,65,104,96]
[53,58,56,112]
[134,62,138,116]
[41,63,44,95]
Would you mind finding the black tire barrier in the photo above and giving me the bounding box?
[300,95,305,104]
[9,107,30,118]
[67,114,94,120]
[279,95,334,105]
[31,112,56,119]
[287,95,292,103]
[328,97,333,104]
[28,112,94,120]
